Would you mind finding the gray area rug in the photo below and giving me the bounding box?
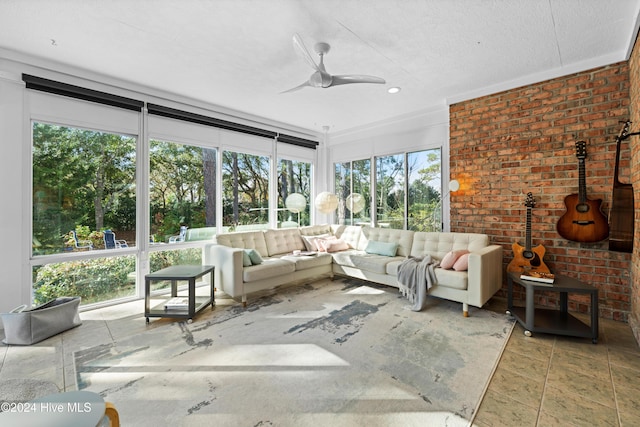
[0,378,59,403]
[74,279,514,426]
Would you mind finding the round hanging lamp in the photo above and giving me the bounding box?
[314,192,338,213]
[285,193,306,213]
[346,193,365,214]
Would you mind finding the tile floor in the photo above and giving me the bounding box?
[0,290,639,427]
[475,299,640,427]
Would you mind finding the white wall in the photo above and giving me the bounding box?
[0,69,29,316]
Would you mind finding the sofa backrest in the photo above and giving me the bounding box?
[299,224,332,236]
[410,232,489,260]
[264,228,306,256]
[331,225,363,249]
[360,227,414,257]
[214,231,269,257]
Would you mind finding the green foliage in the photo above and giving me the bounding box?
[32,248,202,306]
[32,123,136,254]
[33,256,136,305]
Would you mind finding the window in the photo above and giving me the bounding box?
[33,123,137,254]
[149,139,217,243]
[376,154,405,229]
[335,159,371,225]
[277,158,311,227]
[32,122,137,305]
[334,148,442,231]
[407,148,442,231]
[222,151,270,231]
[25,78,318,309]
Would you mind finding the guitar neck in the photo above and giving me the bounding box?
[525,207,532,250]
[613,138,622,186]
[578,159,587,203]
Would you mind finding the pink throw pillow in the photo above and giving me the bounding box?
[321,238,349,253]
[315,236,337,252]
[440,250,469,269]
[453,253,470,271]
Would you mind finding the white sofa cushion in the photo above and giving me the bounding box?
[332,225,363,249]
[280,252,333,271]
[410,232,489,260]
[433,268,468,290]
[331,249,403,275]
[215,231,269,257]
[243,258,296,282]
[264,228,306,256]
[299,224,332,236]
[359,227,414,256]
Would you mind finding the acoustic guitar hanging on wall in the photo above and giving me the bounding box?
[556,141,609,243]
[609,121,635,253]
[507,192,550,274]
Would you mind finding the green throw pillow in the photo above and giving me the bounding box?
[242,250,252,267]
[247,249,263,265]
[364,240,398,257]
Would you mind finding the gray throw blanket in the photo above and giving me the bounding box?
[397,255,439,311]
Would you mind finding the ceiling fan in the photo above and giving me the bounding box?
[282,33,386,93]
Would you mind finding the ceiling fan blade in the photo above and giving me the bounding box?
[280,80,312,94]
[292,33,320,72]
[330,75,386,87]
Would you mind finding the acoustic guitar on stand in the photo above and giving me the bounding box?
[609,121,635,253]
[556,141,609,243]
[507,192,550,274]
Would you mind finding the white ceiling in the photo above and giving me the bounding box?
[1,0,639,137]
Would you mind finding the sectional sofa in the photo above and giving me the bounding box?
[203,224,503,316]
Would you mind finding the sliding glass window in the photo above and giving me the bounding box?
[149,139,217,244]
[32,122,137,305]
[376,154,405,229]
[335,159,371,225]
[407,148,442,231]
[277,158,311,227]
[222,151,271,231]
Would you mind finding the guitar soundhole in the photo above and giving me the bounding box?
[576,203,590,213]
[523,250,541,266]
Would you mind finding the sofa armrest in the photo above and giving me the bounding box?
[203,244,244,298]
[467,244,503,308]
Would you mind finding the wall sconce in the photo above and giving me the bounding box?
[315,192,338,213]
[448,179,460,193]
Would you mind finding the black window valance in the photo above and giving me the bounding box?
[147,103,277,139]
[22,74,144,111]
[22,74,319,148]
[277,133,319,149]
[148,103,319,148]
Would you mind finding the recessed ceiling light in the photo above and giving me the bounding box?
[388,87,401,94]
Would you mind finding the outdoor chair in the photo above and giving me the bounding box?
[103,229,128,249]
[169,225,188,243]
[71,230,93,250]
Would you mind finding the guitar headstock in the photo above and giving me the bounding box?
[618,120,631,140]
[524,192,535,208]
[575,141,587,160]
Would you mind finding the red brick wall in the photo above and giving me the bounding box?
[628,36,640,340]
[450,62,633,321]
